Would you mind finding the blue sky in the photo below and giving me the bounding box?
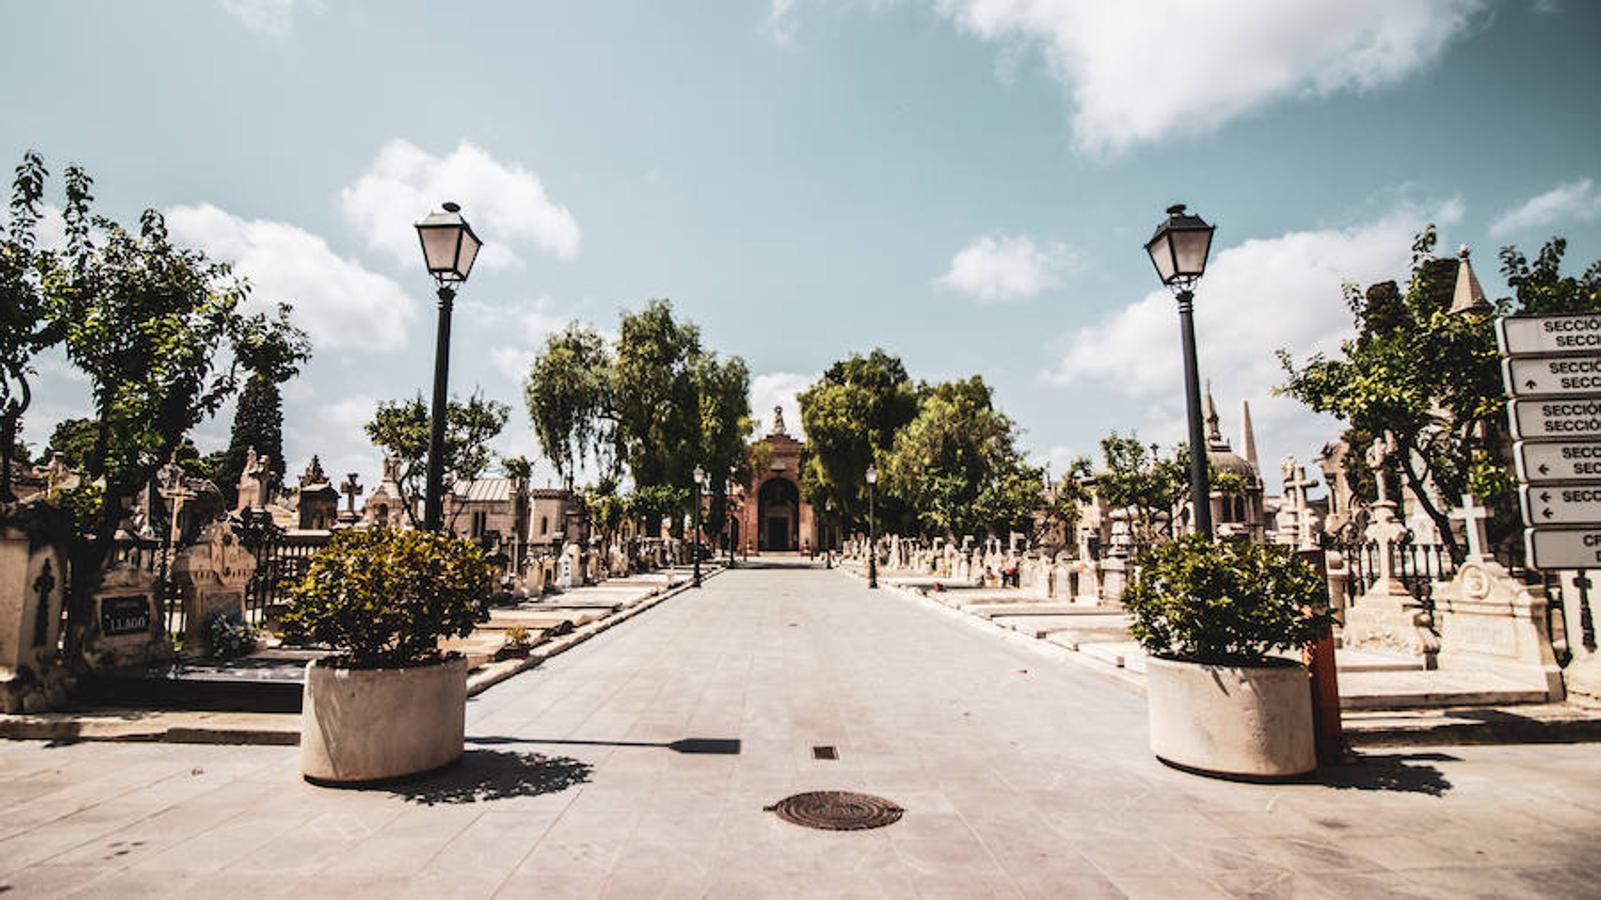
[7,1,1600,496]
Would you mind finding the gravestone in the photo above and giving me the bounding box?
[171,519,257,658]
[556,543,576,591]
[1,501,73,712]
[1432,495,1564,700]
[84,559,171,670]
[1341,436,1440,663]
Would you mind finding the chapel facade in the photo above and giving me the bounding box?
[733,407,840,554]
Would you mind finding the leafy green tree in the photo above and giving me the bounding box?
[364,390,510,527]
[43,417,98,469]
[523,324,614,489]
[1499,237,1601,316]
[880,375,1039,539]
[48,184,297,660]
[1279,226,1518,557]
[211,302,311,503]
[796,349,919,530]
[611,299,703,494]
[0,151,63,500]
[694,351,752,541]
[1092,432,1187,550]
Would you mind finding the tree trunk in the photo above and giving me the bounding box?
[1397,451,1460,559]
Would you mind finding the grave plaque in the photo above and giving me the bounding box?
[100,594,152,637]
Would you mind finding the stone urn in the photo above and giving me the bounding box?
[1145,655,1315,779]
[300,654,467,784]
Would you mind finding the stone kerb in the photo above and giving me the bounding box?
[170,520,257,658]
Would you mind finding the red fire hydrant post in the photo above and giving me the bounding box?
[1298,549,1353,766]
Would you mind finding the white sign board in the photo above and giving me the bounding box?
[1499,313,1601,357]
[1520,483,1601,525]
[1507,398,1601,440]
[1525,527,1601,570]
[1503,355,1601,397]
[1514,440,1601,482]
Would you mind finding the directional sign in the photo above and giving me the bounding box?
[1525,527,1601,570]
[1520,483,1601,525]
[1499,312,1601,357]
[1507,398,1601,440]
[1503,355,1601,397]
[1515,440,1601,482]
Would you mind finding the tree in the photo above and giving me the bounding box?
[880,376,1039,539]
[363,390,510,527]
[43,417,98,469]
[523,324,613,490]
[0,151,62,500]
[694,351,752,542]
[796,349,919,530]
[212,302,311,503]
[611,299,702,494]
[1092,432,1187,550]
[48,185,296,661]
[1500,237,1601,316]
[1279,226,1511,558]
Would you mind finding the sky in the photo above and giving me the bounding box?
[6,0,1601,500]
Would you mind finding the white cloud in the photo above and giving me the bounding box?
[462,296,584,383]
[490,346,538,383]
[218,0,302,37]
[936,0,1483,156]
[750,372,816,439]
[164,204,417,351]
[1489,178,1601,237]
[1046,205,1444,462]
[341,139,580,271]
[936,234,1073,302]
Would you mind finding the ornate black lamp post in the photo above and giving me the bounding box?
[1144,203,1216,539]
[866,463,879,589]
[414,203,482,532]
[692,464,706,587]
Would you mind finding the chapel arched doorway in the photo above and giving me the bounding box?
[757,477,799,551]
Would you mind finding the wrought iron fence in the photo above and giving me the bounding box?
[1325,539,1461,613]
[237,512,329,626]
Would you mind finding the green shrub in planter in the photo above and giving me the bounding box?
[281,529,494,668]
[1125,535,1331,666]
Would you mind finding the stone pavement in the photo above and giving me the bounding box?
[1,564,1598,897]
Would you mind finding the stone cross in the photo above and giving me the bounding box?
[1450,493,1492,560]
[1365,435,1394,506]
[31,560,55,648]
[340,472,363,515]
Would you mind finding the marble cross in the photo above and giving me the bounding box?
[340,472,364,515]
[1450,492,1491,559]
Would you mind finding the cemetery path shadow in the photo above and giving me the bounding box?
[1314,752,1455,796]
[354,749,592,805]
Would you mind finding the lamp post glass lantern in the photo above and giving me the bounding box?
[414,202,482,532]
[866,464,878,588]
[1145,203,1216,539]
[692,465,706,587]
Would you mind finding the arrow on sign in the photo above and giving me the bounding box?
[1539,463,1551,474]
[1544,508,1554,519]
[1541,491,1552,502]
[1527,379,1539,389]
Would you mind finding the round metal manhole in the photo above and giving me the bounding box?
[764,791,904,831]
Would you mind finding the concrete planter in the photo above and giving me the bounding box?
[300,654,467,784]
[1146,655,1315,779]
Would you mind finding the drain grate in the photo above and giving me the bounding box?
[812,746,838,760]
[764,791,904,831]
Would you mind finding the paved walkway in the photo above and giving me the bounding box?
[1,565,1598,897]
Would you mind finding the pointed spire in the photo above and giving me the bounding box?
[1240,400,1258,471]
[1450,244,1492,316]
[1203,380,1222,442]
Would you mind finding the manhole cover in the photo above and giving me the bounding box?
[765,791,904,831]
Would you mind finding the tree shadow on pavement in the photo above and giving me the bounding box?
[1315,752,1455,796]
[380,749,593,805]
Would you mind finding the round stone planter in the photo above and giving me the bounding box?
[1145,655,1315,779]
[300,654,467,784]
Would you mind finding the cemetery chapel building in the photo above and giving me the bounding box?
[735,408,841,554]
